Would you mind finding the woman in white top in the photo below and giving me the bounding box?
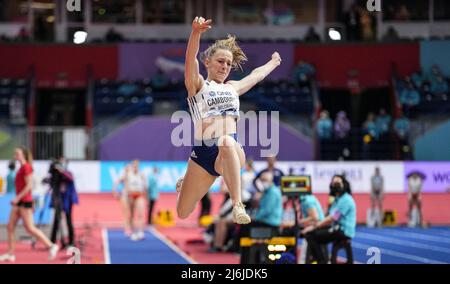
[176,16,281,224]
[113,160,147,240]
[407,172,424,225]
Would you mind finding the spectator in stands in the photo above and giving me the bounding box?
[253,156,285,191]
[411,70,425,90]
[395,4,411,21]
[150,69,170,91]
[375,108,392,137]
[317,110,333,160]
[430,76,449,99]
[334,111,351,160]
[427,65,444,86]
[317,110,333,140]
[363,112,379,140]
[147,167,159,225]
[334,111,351,140]
[292,60,315,89]
[17,27,30,42]
[6,161,16,194]
[105,27,124,42]
[399,80,420,116]
[117,80,139,96]
[360,9,376,41]
[344,4,361,41]
[362,113,378,160]
[271,2,295,26]
[382,26,399,42]
[394,113,410,139]
[302,174,356,264]
[304,26,321,42]
[394,112,411,159]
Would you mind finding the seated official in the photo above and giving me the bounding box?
[240,172,283,264]
[252,172,283,232]
[298,193,325,264]
[302,175,356,264]
[299,193,325,227]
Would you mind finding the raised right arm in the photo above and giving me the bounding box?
[185,17,211,96]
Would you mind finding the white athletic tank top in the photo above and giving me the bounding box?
[187,80,240,125]
[408,177,422,194]
[125,172,145,193]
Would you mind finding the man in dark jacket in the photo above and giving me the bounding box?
[47,157,79,248]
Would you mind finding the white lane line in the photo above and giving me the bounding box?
[148,227,197,264]
[355,232,450,254]
[351,241,446,264]
[102,228,111,264]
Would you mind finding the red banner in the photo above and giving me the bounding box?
[294,43,420,89]
[0,44,118,87]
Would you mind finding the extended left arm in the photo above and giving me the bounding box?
[228,52,282,96]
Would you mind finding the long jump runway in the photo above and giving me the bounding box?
[105,228,194,264]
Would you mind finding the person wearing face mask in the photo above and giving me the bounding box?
[252,172,283,232]
[301,175,356,264]
[252,156,285,192]
[240,172,283,263]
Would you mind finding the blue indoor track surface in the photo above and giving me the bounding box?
[106,228,192,264]
[335,226,450,264]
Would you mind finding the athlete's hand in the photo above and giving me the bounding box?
[11,198,19,206]
[271,52,282,66]
[192,16,212,34]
